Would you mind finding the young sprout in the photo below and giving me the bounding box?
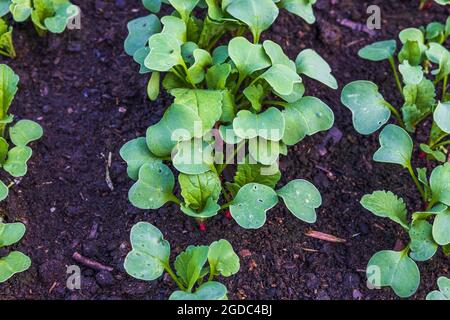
[124,222,240,300]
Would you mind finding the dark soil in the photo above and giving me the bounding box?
[0,0,448,300]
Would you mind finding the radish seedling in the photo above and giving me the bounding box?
[121,0,337,230]
[427,276,450,300]
[0,221,31,283]
[0,0,80,58]
[0,64,43,202]
[359,125,450,297]
[341,18,450,163]
[124,222,240,300]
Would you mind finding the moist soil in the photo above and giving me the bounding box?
[0,0,448,300]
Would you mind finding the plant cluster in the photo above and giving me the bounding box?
[0,64,42,283]
[0,0,80,58]
[124,222,240,300]
[121,0,337,232]
[342,17,450,163]
[427,276,450,300]
[341,18,450,298]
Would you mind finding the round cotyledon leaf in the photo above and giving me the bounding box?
[260,64,302,96]
[169,281,228,300]
[295,49,337,89]
[120,137,161,181]
[0,180,8,202]
[432,209,450,246]
[145,33,183,72]
[358,40,397,61]
[0,222,26,247]
[373,125,413,168]
[208,239,240,277]
[128,162,176,210]
[124,222,170,281]
[3,146,32,177]
[430,163,450,206]
[233,107,285,141]
[0,251,31,283]
[228,37,271,79]
[434,101,450,134]
[277,179,322,223]
[341,81,390,135]
[366,250,420,298]
[9,120,43,146]
[230,183,278,229]
[409,220,438,262]
[427,277,450,300]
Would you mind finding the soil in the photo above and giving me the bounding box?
[0,0,448,300]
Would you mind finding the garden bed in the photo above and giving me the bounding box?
[0,0,448,300]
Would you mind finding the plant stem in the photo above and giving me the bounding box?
[383,101,405,129]
[263,100,288,108]
[219,141,245,175]
[442,75,448,101]
[180,60,197,89]
[169,194,181,205]
[220,201,232,210]
[406,163,426,203]
[433,139,450,149]
[207,266,215,282]
[164,264,186,291]
[388,56,403,97]
[233,73,246,95]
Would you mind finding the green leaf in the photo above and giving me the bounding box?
[208,239,240,277]
[133,47,151,74]
[282,96,334,146]
[168,0,199,22]
[120,137,161,181]
[430,163,450,206]
[160,15,187,42]
[206,63,231,90]
[174,245,208,291]
[212,45,229,65]
[3,146,32,177]
[226,0,278,43]
[124,222,170,281]
[373,125,413,168]
[146,103,202,157]
[128,162,176,209]
[426,22,445,43]
[434,101,450,134]
[419,144,446,163]
[360,190,409,229]
[228,37,271,79]
[169,281,227,300]
[358,40,397,61]
[145,33,183,72]
[427,277,450,300]
[0,180,8,201]
[142,0,162,13]
[248,138,280,165]
[261,64,302,96]
[179,171,221,212]
[230,183,278,229]
[124,15,161,56]
[10,0,32,22]
[181,197,221,219]
[220,90,236,122]
[0,136,9,165]
[147,72,160,101]
[341,81,390,135]
[0,64,19,118]
[402,78,436,132]
[277,179,321,223]
[409,220,438,262]
[0,222,25,247]
[9,120,43,146]
[296,49,337,89]
[280,0,316,24]
[276,82,305,103]
[366,250,420,298]
[219,124,243,145]
[0,0,11,16]
[433,209,450,245]
[173,139,214,175]
[399,61,423,85]
[226,161,281,196]
[0,19,15,59]
[44,3,80,34]
[426,43,450,81]
[171,89,223,135]
[399,40,423,66]
[262,40,296,71]
[243,84,264,112]
[233,107,285,141]
[188,49,212,84]
[0,251,31,283]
